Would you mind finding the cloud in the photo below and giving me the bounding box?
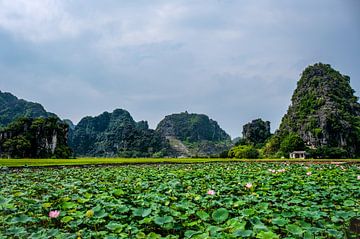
[0,0,359,137]
[0,0,82,42]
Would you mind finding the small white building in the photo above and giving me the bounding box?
[290,151,306,159]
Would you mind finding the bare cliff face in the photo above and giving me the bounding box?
[156,112,232,157]
[278,63,360,157]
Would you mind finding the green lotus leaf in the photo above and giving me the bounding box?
[105,222,123,232]
[61,216,73,223]
[212,208,229,223]
[232,229,253,237]
[196,210,209,221]
[271,217,288,226]
[61,202,77,210]
[256,231,279,239]
[154,216,173,225]
[133,208,151,217]
[10,215,34,224]
[286,224,304,236]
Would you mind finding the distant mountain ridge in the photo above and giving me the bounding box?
[3,62,359,159]
[68,109,170,157]
[0,91,56,127]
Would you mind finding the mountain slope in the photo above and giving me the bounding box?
[0,91,56,127]
[69,109,170,157]
[156,112,232,156]
[277,63,360,157]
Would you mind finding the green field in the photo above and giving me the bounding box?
[0,158,360,167]
[0,162,359,238]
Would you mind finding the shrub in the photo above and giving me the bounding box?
[228,145,259,159]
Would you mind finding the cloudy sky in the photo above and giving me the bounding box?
[0,0,359,138]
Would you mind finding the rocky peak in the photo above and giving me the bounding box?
[242,119,271,145]
[278,63,360,156]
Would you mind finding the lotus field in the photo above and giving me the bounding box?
[0,162,359,238]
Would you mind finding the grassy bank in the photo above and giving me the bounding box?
[0,158,359,167]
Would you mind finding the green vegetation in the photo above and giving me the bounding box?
[0,90,56,127]
[228,145,259,159]
[69,109,169,158]
[278,133,305,158]
[0,163,359,238]
[0,117,71,159]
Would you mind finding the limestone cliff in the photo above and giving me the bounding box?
[277,63,360,157]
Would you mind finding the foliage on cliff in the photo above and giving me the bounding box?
[270,63,360,158]
[0,117,71,158]
[242,119,271,146]
[0,91,56,127]
[69,109,169,157]
[156,112,232,157]
[156,112,230,142]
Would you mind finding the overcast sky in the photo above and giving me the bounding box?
[0,0,359,138]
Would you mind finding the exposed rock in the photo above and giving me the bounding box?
[69,109,170,157]
[156,112,232,157]
[242,119,271,145]
[0,117,71,158]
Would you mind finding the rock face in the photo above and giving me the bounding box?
[278,63,360,157]
[156,112,232,157]
[0,91,56,127]
[242,119,271,145]
[0,117,71,158]
[69,109,170,157]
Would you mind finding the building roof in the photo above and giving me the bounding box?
[290,151,306,154]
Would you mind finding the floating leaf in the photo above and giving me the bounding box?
[196,211,209,221]
[105,222,123,232]
[271,217,288,226]
[154,216,173,225]
[233,230,253,237]
[61,216,73,223]
[133,208,151,217]
[286,224,304,236]
[61,202,77,210]
[256,231,279,239]
[212,208,229,223]
[10,215,34,224]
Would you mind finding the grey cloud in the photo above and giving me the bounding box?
[0,0,359,137]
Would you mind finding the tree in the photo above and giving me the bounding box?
[228,145,259,159]
[2,136,31,158]
[279,133,305,157]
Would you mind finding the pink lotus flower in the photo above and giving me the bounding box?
[306,172,312,176]
[245,183,252,189]
[49,210,60,218]
[357,175,360,180]
[207,190,215,195]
